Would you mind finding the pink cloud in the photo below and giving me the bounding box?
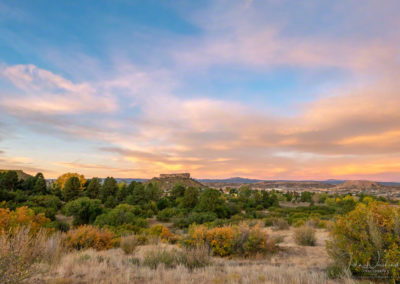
[0,64,118,114]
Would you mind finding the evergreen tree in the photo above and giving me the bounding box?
[0,171,19,191]
[86,178,101,199]
[127,183,146,205]
[196,188,228,218]
[170,184,185,200]
[116,182,129,202]
[181,186,199,209]
[63,176,81,201]
[127,181,137,194]
[101,177,118,202]
[145,182,162,202]
[22,176,36,192]
[33,173,47,194]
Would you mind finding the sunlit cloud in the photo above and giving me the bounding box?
[0,0,400,180]
[0,64,118,114]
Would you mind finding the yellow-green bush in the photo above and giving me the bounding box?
[185,224,275,257]
[327,201,400,280]
[64,225,118,251]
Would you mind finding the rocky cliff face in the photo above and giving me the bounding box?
[159,173,190,179]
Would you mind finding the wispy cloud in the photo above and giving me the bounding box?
[1,1,400,180]
[0,64,118,114]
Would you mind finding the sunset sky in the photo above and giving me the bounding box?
[1,1,400,180]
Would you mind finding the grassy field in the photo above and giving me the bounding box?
[26,227,358,284]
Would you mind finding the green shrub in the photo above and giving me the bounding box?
[94,204,148,229]
[26,195,62,220]
[49,220,70,232]
[293,225,316,246]
[64,197,103,226]
[156,207,180,222]
[31,206,57,220]
[180,211,218,227]
[264,217,275,227]
[104,224,144,235]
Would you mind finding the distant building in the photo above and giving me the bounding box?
[159,173,190,179]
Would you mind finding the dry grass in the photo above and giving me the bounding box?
[266,227,331,271]
[293,226,316,246]
[30,248,338,284]
[27,227,363,284]
[272,218,289,230]
[141,245,211,270]
[0,227,65,284]
[120,235,140,254]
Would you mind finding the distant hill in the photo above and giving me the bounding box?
[379,181,400,186]
[253,180,336,189]
[334,180,382,191]
[0,169,33,180]
[146,176,204,191]
[198,177,262,184]
[200,177,400,187]
[48,176,400,191]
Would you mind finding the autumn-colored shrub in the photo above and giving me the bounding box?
[0,206,51,235]
[64,225,118,251]
[185,224,275,257]
[146,224,179,243]
[327,201,400,280]
[205,226,236,256]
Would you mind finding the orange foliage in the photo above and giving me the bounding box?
[186,224,275,257]
[0,206,51,235]
[160,225,179,243]
[64,225,118,251]
[147,224,179,243]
